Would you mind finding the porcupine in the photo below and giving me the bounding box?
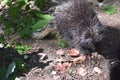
[33,0,105,55]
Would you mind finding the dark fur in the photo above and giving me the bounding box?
[109,59,120,80]
[54,0,106,55]
[53,0,120,79]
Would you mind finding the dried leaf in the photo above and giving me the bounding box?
[73,55,86,63]
[68,49,80,57]
[55,63,65,70]
[55,63,66,74]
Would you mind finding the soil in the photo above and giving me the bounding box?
[1,0,120,80]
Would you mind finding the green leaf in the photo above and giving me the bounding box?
[15,44,30,54]
[36,14,53,20]
[32,14,53,31]
[5,44,11,48]
[103,5,117,15]
[24,0,28,4]
[5,61,16,79]
[57,39,68,48]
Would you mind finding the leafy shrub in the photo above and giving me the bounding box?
[1,0,53,39]
[0,0,52,79]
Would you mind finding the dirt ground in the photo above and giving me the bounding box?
[18,39,110,80]
[1,0,120,80]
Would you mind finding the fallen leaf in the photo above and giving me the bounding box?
[55,63,66,74]
[73,55,86,63]
[68,48,80,57]
[55,63,65,70]
[60,70,66,74]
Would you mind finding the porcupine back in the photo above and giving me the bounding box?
[54,0,104,54]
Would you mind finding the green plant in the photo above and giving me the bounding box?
[103,5,117,15]
[57,39,68,48]
[14,43,31,55]
[5,40,31,55]
[1,0,53,39]
[0,0,53,79]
